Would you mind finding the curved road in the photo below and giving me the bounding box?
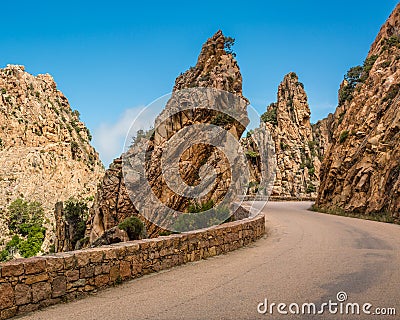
[21,202,400,319]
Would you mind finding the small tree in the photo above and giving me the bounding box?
[339,130,349,143]
[224,36,236,57]
[64,198,89,248]
[131,128,154,146]
[118,216,144,240]
[172,200,230,232]
[18,227,45,258]
[345,66,363,87]
[261,103,278,125]
[8,198,44,236]
[2,199,46,260]
[70,140,80,159]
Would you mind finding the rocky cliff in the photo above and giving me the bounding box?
[316,4,400,220]
[0,65,104,253]
[87,30,249,242]
[259,72,321,198]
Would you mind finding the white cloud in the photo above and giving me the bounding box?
[92,105,155,167]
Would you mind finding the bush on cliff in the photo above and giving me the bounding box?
[172,200,230,232]
[261,103,278,125]
[118,216,145,240]
[64,198,89,249]
[339,55,379,105]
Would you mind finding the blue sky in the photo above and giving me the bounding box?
[0,0,397,165]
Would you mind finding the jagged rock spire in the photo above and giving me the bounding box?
[262,72,320,198]
[174,30,244,97]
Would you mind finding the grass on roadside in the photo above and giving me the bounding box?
[310,204,399,225]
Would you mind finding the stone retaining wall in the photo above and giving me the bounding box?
[0,213,265,319]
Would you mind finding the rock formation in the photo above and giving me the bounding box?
[316,3,400,219]
[311,113,334,161]
[240,134,263,195]
[174,31,245,99]
[86,157,143,242]
[87,30,250,242]
[0,65,104,252]
[259,72,321,198]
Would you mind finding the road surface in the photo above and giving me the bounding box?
[21,202,400,319]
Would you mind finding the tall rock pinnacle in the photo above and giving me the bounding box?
[262,72,320,198]
[87,31,249,243]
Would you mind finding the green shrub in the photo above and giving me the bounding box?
[245,150,259,158]
[301,157,314,171]
[311,204,397,224]
[86,128,92,141]
[296,81,304,89]
[18,227,45,258]
[6,199,46,259]
[307,140,317,157]
[381,35,400,52]
[64,198,88,248]
[339,130,349,143]
[70,140,79,159]
[49,244,56,254]
[131,128,154,145]
[248,181,259,188]
[159,231,173,236]
[71,120,80,133]
[345,66,363,86]
[280,141,288,151]
[306,184,316,193]
[261,103,278,125]
[72,110,80,119]
[187,199,215,213]
[0,250,8,262]
[338,110,346,124]
[210,113,235,126]
[380,60,391,69]
[8,198,44,236]
[158,230,180,236]
[339,85,353,105]
[172,200,230,232]
[382,83,400,103]
[0,235,21,262]
[360,55,378,82]
[307,140,316,150]
[118,216,144,240]
[224,36,236,57]
[339,55,379,105]
[246,130,254,138]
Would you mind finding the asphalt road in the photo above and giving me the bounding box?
[20,202,400,319]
